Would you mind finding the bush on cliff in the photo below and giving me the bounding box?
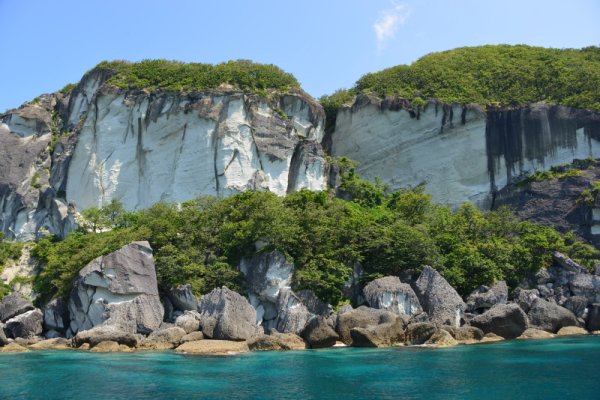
[321,45,600,130]
[31,166,600,308]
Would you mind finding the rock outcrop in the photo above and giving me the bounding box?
[362,276,422,316]
[335,306,397,345]
[197,286,261,341]
[470,304,529,339]
[414,266,465,327]
[43,298,70,337]
[330,97,600,208]
[166,284,198,312]
[0,67,327,240]
[0,292,34,322]
[466,281,508,314]
[4,309,43,338]
[527,298,579,333]
[274,289,311,335]
[72,325,138,348]
[350,317,405,348]
[247,332,306,351]
[67,241,163,336]
[301,316,338,349]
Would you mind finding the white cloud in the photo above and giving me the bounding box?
[374,3,409,49]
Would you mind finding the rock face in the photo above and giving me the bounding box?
[470,304,529,339]
[43,298,70,337]
[527,298,579,333]
[414,266,465,327]
[404,322,441,345]
[73,325,138,348]
[67,241,163,336]
[247,332,306,351]
[466,281,508,313]
[350,317,405,348]
[335,306,397,345]
[0,292,34,322]
[4,309,43,338]
[274,289,311,335]
[166,284,198,312]
[0,69,327,240]
[301,316,338,349]
[363,276,422,316]
[240,250,294,327]
[197,286,261,341]
[587,304,600,331]
[330,97,600,208]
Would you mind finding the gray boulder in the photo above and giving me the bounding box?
[275,289,311,335]
[335,306,398,345]
[363,276,422,316]
[405,322,441,345]
[240,250,294,326]
[198,287,261,341]
[297,290,332,317]
[350,316,405,347]
[470,304,528,339]
[414,266,465,327]
[512,288,540,313]
[527,298,579,333]
[175,311,201,334]
[570,274,600,304]
[5,309,43,338]
[0,292,34,322]
[562,296,588,318]
[466,281,508,313]
[73,325,138,348]
[43,298,70,336]
[586,304,600,331]
[301,316,339,349]
[0,324,8,346]
[442,325,484,341]
[166,284,198,312]
[67,241,164,336]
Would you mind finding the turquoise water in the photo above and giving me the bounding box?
[1,336,600,400]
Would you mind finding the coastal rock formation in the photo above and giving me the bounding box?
[466,281,508,314]
[247,332,306,351]
[441,325,484,342]
[587,304,600,331]
[330,97,600,208]
[0,292,34,322]
[4,309,43,338]
[175,339,249,355]
[72,325,138,348]
[335,306,398,345]
[197,286,261,341]
[296,289,332,317]
[513,288,540,313]
[0,67,327,240]
[140,327,187,350]
[470,304,529,339]
[301,316,339,349]
[240,250,294,327]
[166,284,198,312]
[414,266,465,327]
[527,298,579,333]
[43,298,70,337]
[275,289,311,335]
[363,276,422,316]
[350,317,406,348]
[404,322,441,345]
[0,326,8,346]
[67,241,164,336]
[175,311,201,334]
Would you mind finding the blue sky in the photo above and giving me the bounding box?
[1,0,598,112]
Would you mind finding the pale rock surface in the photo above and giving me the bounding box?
[0,292,34,322]
[175,311,201,334]
[4,309,43,338]
[73,325,138,348]
[43,298,70,336]
[466,281,508,313]
[275,289,311,335]
[67,241,163,336]
[175,339,249,355]
[331,97,600,208]
[556,326,589,336]
[414,266,465,327]
[198,287,261,341]
[517,328,555,339]
[363,276,422,316]
[247,332,306,351]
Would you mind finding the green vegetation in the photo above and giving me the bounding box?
[30,163,600,307]
[93,59,300,94]
[321,45,600,130]
[517,157,596,185]
[59,83,76,94]
[0,233,23,300]
[577,181,600,205]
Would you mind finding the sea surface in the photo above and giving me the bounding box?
[1,336,599,400]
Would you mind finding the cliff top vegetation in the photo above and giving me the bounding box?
[321,45,600,130]
[91,59,301,94]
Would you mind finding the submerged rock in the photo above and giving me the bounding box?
[414,266,465,327]
[67,241,163,336]
[175,340,249,355]
[470,304,528,339]
[28,337,72,350]
[363,276,422,316]
[198,287,261,341]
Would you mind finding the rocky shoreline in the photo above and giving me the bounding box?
[2,241,600,355]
